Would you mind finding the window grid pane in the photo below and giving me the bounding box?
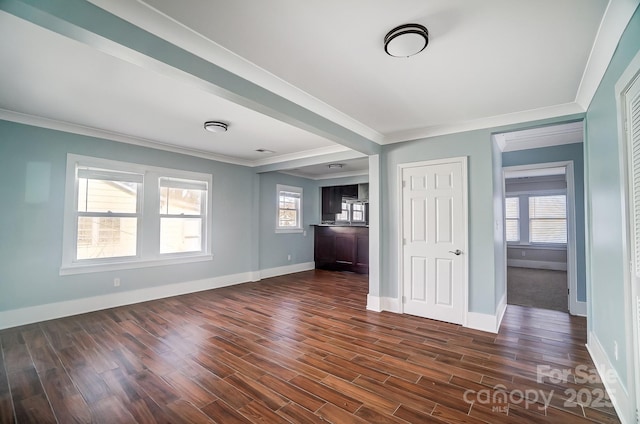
[76,216,137,259]
[78,178,138,213]
[336,201,350,221]
[160,217,202,254]
[505,219,519,242]
[529,195,567,244]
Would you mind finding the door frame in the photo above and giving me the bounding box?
[502,161,580,315]
[614,47,640,420]
[397,156,469,325]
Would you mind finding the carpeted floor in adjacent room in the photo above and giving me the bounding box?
[507,266,568,312]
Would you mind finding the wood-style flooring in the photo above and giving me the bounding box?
[0,270,620,423]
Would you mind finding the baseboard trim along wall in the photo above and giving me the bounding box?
[466,293,508,334]
[0,262,315,330]
[572,300,587,317]
[586,332,633,424]
[368,294,506,334]
[366,296,400,313]
[260,262,315,280]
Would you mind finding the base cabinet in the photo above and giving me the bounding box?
[314,226,368,274]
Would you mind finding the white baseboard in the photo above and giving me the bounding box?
[0,262,316,331]
[586,332,633,424]
[466,295,506,334]
[259,262,315,279]
[571,300,587,317]
[366,295,400,313]
[366,294,381,312]
[507,259,568,271]
[0,271,253,330]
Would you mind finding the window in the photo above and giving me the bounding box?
[336,202,367,223]
[505,197,520,242]
[75,168,141,260]
[276,184,303,232]
[529,195,567,244]
[62,154,212,274]
[159,178,207,254]
[504,193,567,245]
[336,201,350,222]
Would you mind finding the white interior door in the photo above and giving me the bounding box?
[401,158,467,324]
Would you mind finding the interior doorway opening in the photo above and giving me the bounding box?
[504,166,569,312]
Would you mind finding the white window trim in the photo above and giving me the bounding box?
[61,154,213,275]
[275,184,303,233]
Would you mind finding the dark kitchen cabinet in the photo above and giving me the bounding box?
[314,225,368,274]
[322,186,342,215]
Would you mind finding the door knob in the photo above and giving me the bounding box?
[448,249,462,256]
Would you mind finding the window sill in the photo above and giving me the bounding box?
[59,253,213,275]
[275,228,303,234]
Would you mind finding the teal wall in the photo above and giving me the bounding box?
[0,120,255,312]
[378,116,586,316]
[258,172,318,270]
[502,142,586,302]
[381,131,499,314]
[584,5,640,389]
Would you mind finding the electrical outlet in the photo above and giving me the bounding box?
[287,254,292,261]
[303,230,307,237]
[521,250,526,257]
[113,277,120,287]
[614,341,618,360]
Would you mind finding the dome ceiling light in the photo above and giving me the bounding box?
[384,23,429,58]
[204,121,228,133]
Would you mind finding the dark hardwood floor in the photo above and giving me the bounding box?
[0,270,620,423]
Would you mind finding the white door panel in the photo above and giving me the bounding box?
[401,159,467,324]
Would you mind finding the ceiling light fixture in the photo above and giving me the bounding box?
[255,148,275,154]
[384,23,429,58]
[204,121,228,133]
[327,163,344,169]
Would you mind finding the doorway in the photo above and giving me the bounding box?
[503,162,578,314]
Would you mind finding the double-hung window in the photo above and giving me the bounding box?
[159,178,206,254]
[529,195,567,244]
[504,193,567,245]
[276,184,303,233]
[61,154,212,274]
[76,168,142,260]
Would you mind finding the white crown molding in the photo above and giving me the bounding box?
[0,109,254,166]
[575,0,640,110]
[250,144,353,167]
[1,109,362,168]
[383,102,585,144]
[87,0,385,145]
[281,169,369,180]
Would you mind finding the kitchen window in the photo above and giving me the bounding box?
[61,154,212,274]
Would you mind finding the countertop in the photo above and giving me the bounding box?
[311,223,369,228]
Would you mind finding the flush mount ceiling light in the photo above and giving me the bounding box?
[203,121,228,133]
[384,23,429,58]
[327,163,344,169]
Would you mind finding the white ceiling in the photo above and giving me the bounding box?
[0,0,636,175]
